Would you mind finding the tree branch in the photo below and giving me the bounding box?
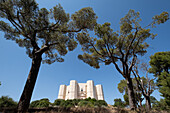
[61,27,86,33]
[17,10,24,30]
[112,59,124,77]
[90,42,106,58]
[125,28,138,63]
[132,70,147,97]
[128,55,137,75]
[35,45,49,55]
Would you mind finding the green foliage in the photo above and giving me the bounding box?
[150,96,157,105]
[149,51,170,76]
[77,11,168,109]
[152,99,170,111]
[158,72,170,105]
[77,9,169,70]
[72,99,82,106]
[149,51,170,106]
[118,79,127,94]
[78,98,107,107]
[152,12,169,27]
[94,100,108,107]
[117,77,156,107]
[113,98,126,108]
[0,96,17,108]
[53,99,65,106]
[29,98,51,108]
[71,7,97,30]
[0,0,97,64]
[84,97,96,104]
[53,98,107,108]
[78,100,94,107]
[123,93,129,106]
[60,100,74,108]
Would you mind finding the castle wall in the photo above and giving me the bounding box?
[86,80,97,99]
[58,80,104,100]
[96,85,104,100]
[69,80,78,99]
[65,85,70,100]
[58,85,66,99]
[78,83,87,99]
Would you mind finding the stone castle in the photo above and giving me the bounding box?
[58,80,104,100]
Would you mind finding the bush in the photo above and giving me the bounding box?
[52,98,107,108]
[0,96,17,108]
[78,99,107,108]
[58,100,74,108]
[78,100,94,107]
[152,99,170,111]
[95,100,107,107]
[53,99,65,106]
[30,98,50,108]
[113,98,126,108]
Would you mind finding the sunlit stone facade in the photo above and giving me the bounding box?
[58,80,104,100]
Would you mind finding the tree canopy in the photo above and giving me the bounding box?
[77,10,169,72]
[149,51,170,76]
[149,51,170,107]
[0,0,97,64]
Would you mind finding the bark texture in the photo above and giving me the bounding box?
[145,96,151,111]
[17,54,42,112]
[126,77,136,110]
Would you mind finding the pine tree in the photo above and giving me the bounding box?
[77,9,169,110]
[0,0,97,112]
[149,51,170,107]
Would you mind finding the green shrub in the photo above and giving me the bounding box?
[52,98,108,108]
[152,99,170,110]
[95,100,107,107]
[78,100,94,107]
[72,99,82,106]
[30,98,50,108]
[85,98,97,104]
[0,96,17,108]
[60,100,74,108]
[113,98,125,108]
[53,99,65,106]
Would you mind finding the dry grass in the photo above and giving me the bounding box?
[1,106,170,113]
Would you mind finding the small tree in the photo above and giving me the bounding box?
[113,98,126,108]
[77,9,169,109]
[0,0,97,112]
[132,62,156,111]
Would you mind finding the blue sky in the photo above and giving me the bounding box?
[0,0,170,105]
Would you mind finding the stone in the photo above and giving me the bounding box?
[58,80,104,100]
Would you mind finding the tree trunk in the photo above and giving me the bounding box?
[17,53,42,112]
[145,95,151,112]
[126,77,136,110]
